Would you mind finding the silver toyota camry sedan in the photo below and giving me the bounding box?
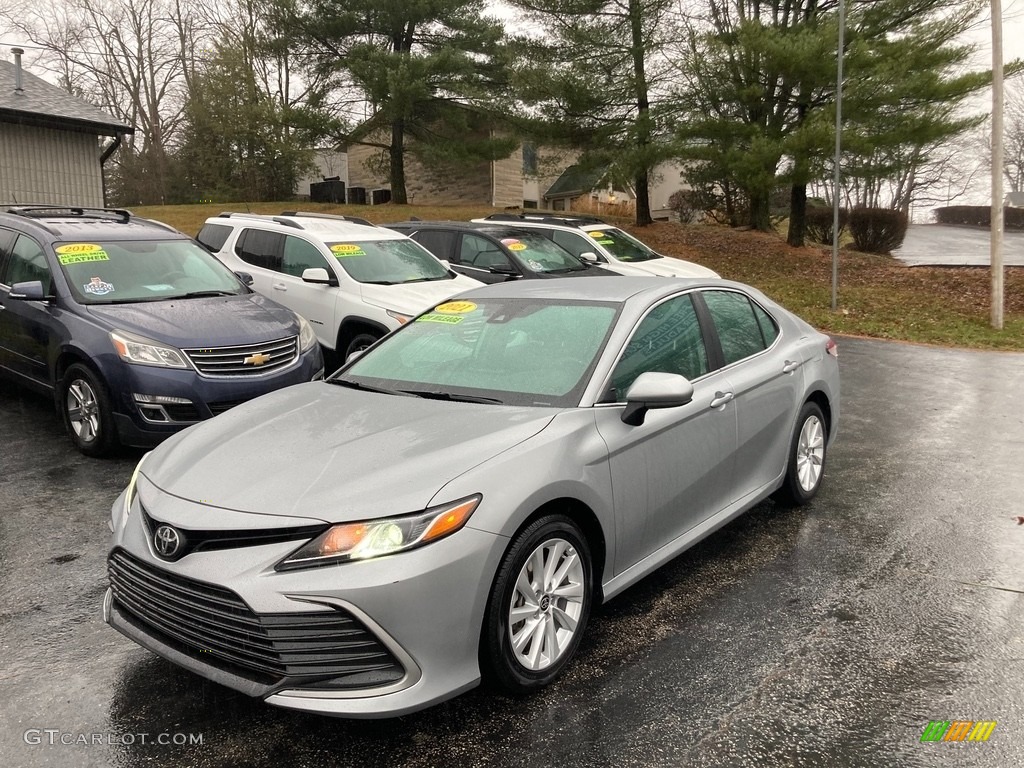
[105,277,840,718]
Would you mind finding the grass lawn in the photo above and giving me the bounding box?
[133,201,1024,352]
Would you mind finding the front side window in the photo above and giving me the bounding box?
[3,235,52,292]
[326,238,451,284]
[460,234,513,271]
[338,298,619,406]
[585,227,660,262]
[551,230,594,259]
[55,239,244,304]
[609,294,708,401]
[282,235,331,277]
[702,290,768,365]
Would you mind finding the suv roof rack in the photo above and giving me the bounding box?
[6,206,132,224]
[279,211,375,227]
[482,213,607,227]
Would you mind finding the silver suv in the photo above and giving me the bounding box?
[198,211,481,360]
[472,214,718,278]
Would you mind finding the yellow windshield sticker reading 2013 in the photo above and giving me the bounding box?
[331,244,366,257]
[434,301,477,314]
[55,243,109,265]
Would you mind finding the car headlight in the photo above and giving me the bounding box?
[386,309,412,325]
[296,314,317,352]
[111,330,188,368]
[277,495,481,570]
[122,452,149,518]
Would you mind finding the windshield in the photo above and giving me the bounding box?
[326,238,451,284]
[335,298,619,407]
[495,232,590,273]
[585,228,661,262]
[56,239,245,304]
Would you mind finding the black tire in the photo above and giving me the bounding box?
[343,331,380,361]
[59,363,117,457]
[774,401,827,506]
[482,514,593,693]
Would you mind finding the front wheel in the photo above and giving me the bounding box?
[343,332,380,361]
[482,515,593,693]
[774,401,827,506]
[59,363,117,457]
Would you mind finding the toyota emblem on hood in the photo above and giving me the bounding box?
[153,525,184,559]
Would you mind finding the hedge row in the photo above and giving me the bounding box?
[934,206,1024,229]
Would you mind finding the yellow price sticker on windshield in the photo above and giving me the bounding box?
[588,231,605,239]
[507,243,527,251]
[55,243,109,264]
[331,244,365,257]
[434,301,477,314]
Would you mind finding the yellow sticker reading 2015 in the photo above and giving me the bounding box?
[55,244,109,265]
[434,301,477,314]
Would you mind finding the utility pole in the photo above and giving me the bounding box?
[991,0,1005,329]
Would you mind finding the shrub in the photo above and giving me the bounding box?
[849,207,909,254]
[805,205,848,245]
[667,189,700,223]
[934,205,1024,229]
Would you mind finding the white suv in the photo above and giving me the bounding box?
[198,212,482,360]
[471,214,719,278]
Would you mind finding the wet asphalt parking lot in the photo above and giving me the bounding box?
[1,336,1022,768]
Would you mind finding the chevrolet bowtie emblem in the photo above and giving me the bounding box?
[244,352,270,366]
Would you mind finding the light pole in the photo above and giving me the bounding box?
[831,0,846,312]
[991,0,1005,330]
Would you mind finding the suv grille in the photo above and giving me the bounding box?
[108,549,404,687]
[182,337,298,377]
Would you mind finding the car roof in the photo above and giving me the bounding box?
[452,275,736,304]
[386,221,550,239]
[0,206,187,242]
[208,212,405,241]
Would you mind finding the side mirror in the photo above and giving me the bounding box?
[345,350,365,364]
[489,263,519,276]
[440,259,451,269]
[234,271,254,286]
[9,280,46,301]
[578,251,599,263]
[621,371,694,426]
[301,267,334,285]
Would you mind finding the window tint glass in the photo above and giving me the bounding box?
[610,294,708,400]
[460,234,512,271]
[196,223,232,252]
[282,236,329,277]
[703,290,767,365]
[410,230,456,261]
[235,229,284,271]
[552,230,591,259]
[4,235,51,292]
[752,302,779,346]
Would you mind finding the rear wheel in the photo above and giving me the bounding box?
[774,401,827,505]
[59,363,117,457]
[482,515,592,692]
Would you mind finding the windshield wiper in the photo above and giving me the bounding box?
[547,266,586,274]
[397,389,503,404]
[400,276,446,283]
[174,290,239,299]
[326,378,410,396]
[360,280,398,286]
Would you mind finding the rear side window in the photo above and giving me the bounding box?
[702,290,768,365]
[409,230,456,260]
[235,229,284,272]
[752,302,779,347]
[196,223,232,253]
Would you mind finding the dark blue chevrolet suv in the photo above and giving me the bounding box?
[0,206,323,456]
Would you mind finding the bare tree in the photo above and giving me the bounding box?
[1005,83,1024,194]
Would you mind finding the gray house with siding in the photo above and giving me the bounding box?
[0,49,131,208]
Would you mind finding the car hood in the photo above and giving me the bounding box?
[141,382,556,523]
[628,257,719,278]
[359,274,481,315]
[87,293,298,347]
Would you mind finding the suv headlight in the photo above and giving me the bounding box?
[111,330,188,368]
[296,314,317,352]
[277,495,481,570]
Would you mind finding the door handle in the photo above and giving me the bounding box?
[272,282,287,292]
[782,360,801,374]
[710,391,734,408]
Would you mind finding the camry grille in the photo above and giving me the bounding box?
[108,549,404,688]
[182,336,297,377]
